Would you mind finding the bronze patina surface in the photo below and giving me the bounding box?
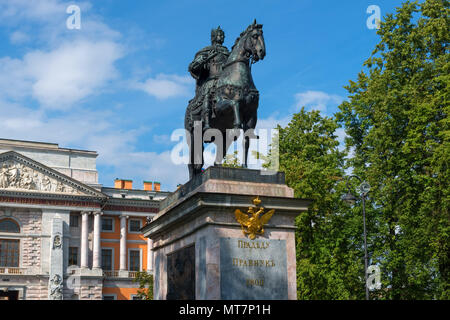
[185,21,266,179]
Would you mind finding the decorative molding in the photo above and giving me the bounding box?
[52,233,62,250]
[0,195,102,208]
[0,152,167,213]
[49,274,63,300]
[103,204,159,213]
[0,159,84,195]
[0,151,106,199]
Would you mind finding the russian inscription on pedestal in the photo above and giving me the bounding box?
[220,238,288,300]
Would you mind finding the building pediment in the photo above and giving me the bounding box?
[0,151,106,198]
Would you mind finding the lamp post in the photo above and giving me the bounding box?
[343,175,371,300]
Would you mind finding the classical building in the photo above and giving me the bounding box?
[0,139,169,300]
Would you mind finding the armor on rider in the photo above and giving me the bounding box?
[188,26,230,130]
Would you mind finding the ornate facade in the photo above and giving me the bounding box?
[0,139,169,300]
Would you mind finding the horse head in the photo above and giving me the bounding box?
[232,19,266,64]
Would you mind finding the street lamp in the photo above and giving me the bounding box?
[343,175,371,300]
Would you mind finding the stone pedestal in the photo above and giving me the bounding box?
[142,167,311,300]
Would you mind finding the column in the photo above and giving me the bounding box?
[80,212,89,269]
[147,238,153,272]
[119,216,128,271]
[92,212,102,269]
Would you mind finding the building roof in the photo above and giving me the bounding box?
[0,138,98,156]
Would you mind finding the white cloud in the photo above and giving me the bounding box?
[335,127,348,151]
[0,40,123,109]
[153,134,171,145]
[256,114,291,130]
[9,30,30,44]
[134,74,194,100]
[0,0,67,22]
[0,100,117,146]
[102,150,188,191]
[294,90,343,113]
[0,98,188,190]
[0,57,31,100]
[29,40,123,108]
[0,0,189,191]
[0,0,125,110]
[0,0,119,48]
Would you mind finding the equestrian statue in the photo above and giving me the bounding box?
[185,20,266,180]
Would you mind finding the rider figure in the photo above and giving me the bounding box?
[188,26,230,130]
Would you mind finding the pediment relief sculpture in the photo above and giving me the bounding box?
[0,160,83,195]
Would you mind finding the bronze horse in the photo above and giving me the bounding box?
[184,21,266,180]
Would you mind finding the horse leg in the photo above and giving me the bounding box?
[213,132,225,166]
[230,100,242,129]
[193,124,204,176]
[187,123,205,179]
[242,127,257,169]
[194,150,204,176]
[241,108,259,169]
[215,96,242,129]
[242,134,250,168]
[187,129,195,180]
[203,93,211,131]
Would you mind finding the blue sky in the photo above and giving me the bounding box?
[0,0,406,191]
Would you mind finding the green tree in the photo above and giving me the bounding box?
[222,150,241,168]
[336,0,449,299]
[272,108,367,299]
[133,271,154,300]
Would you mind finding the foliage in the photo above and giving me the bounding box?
[133,271,154,300]
[336,0,449,299]
[272,108,368,299]
[222,150,241,168]
[263,0,448,300]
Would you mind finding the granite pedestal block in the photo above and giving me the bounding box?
[142,166,311,300]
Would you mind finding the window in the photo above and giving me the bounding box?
[129,249,140,271]
[0,219,20,233]
[102,248,113,271]
[0,239,19,267]
[101,217,113,232]
[103,295,116,300]
[69,247,78,266]
[131,295,142,300]
[69,215,79,228]
[129,219,141,233]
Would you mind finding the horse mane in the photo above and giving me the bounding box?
[232,22,263,51]
[231,30,247,51]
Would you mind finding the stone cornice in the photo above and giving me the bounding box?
[142,192,311,238]
[105,197,160,207]
[0,192,163,212]
[0,195,102,209]
[0,139,98,156]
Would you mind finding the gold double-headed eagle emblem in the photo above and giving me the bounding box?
[234,196,275,240]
